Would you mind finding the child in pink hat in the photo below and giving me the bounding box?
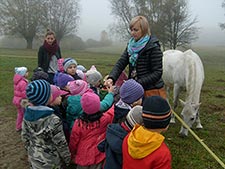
[57,58,65,72]
[67,80,90,96]
[66,80,115,133]
[69,90,115,168]
[49,85,68,106]
[48,85,70,142]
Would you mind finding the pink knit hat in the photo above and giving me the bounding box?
[57,58,65,72]
[50,85,68,102]
[67,80,88,96]
[81,91,100,114]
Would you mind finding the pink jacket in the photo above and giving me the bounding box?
[12,74,28,107]
[69,105,114,166]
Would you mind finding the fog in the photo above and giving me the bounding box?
[77,0,225,46]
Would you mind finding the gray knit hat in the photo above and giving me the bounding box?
[120,79,144,104]
[124,105,143,130]
[26,80,51,106]
[86,66,102,86]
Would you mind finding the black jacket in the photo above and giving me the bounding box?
[98,123,128,169]
[38,45,61,72]
[109,36,164,90]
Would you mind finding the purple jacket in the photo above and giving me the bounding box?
[12,74,28,107]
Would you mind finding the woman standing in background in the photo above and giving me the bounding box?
[38,29,61,84]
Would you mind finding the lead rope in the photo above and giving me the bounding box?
[172,110,225,168]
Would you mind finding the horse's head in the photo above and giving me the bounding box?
[179,99,201,136]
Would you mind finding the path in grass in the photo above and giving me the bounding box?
[0,112,28,169]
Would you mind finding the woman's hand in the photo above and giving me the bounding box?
[104,78,113,87]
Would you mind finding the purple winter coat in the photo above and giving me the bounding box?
[12,74,28,107]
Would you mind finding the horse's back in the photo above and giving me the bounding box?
[183,49,204,82]
[183,49,204,102]
[163,50,185,86]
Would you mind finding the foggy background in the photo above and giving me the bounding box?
[77,0,225,46]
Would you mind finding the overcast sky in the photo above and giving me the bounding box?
[77,0,225,46]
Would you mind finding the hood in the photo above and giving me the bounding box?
[24,106,54,122]
[142,35,160,52]
[114,100,130,121]
[13,74,24,85]
[127,125,164,159]
[106,123,128,153]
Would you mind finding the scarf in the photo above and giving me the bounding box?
[127,35,150,67]
[43,40,59,56]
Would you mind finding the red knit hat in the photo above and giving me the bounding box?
[81,91,100,114]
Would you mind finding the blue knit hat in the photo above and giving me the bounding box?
[142,96,171,129]
[26,80,51,106]
[63,58,77,71]
[120,79,144,104]
[77,65,87,72]
[55,73,74,88]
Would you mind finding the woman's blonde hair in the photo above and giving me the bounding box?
[45,29,56,37]
[129,16,151,36]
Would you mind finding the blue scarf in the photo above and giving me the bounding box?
[127,35,150,67]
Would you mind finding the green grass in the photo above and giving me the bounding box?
[0,46,225,168]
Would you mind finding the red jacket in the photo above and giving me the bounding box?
[122,125,171,169]
[69,105,114,166]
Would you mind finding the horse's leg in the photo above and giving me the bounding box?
[173,84,180,109]
[165,85,170,103]
[170,84,180,123]
[196,111,203,129]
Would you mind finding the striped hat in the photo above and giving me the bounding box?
[124,105,143,130]
[26,80,51,106]
[142,96,171,129]
[120,79,144,104]
[63,58,77,71]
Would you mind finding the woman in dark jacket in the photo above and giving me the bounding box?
[38,29,61,84]
[105,16,166,98]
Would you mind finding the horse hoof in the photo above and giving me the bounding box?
[170,119,176,124]
[196,124,203,129]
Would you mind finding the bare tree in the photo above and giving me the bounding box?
[0,0,43,49]
[219,0,225,30]
[109,0,136,41]
[160,0,199,49]
[109,0,199,49]
[0,0,80,49]
[41,0,80,42]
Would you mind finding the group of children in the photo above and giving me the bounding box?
[12,58,172,168]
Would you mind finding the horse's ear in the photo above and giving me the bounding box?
[179,99,185,106]
[193,103,201,109]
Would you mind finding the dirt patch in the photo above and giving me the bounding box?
[0,116,29,169]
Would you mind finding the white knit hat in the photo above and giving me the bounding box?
[15,67,27,76]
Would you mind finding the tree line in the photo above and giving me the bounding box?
[0,0,224,50]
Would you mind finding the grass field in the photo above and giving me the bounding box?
[0,45,225,168]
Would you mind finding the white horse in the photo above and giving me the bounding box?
[162,49,204,136]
